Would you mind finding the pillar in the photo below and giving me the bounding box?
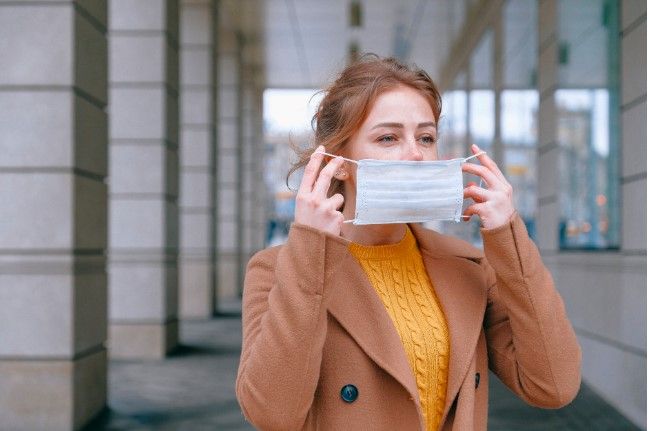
[240,72,267,283]
[620,0,646,254]
[108,0,180,358]
[536,0,560,252]
[216,9,241,307]
[492,7,504,167]
[179,0,217,318]
[0,2,108,429]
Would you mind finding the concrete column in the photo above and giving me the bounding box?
[0,2,108,430]
[250,88,268,254]
[464,63,472,155]
[238,6,266,288]
[240,81,267,277]
[108,0,180,359]
[620,0,646,254]
[216,12,241,307]
[178,0,217,319]
[492,8,504,167]
[240,86,254,285]
[536,0,559,252]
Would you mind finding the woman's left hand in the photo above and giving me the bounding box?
[461,144,516,230]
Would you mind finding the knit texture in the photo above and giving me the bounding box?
[348,225,450,431]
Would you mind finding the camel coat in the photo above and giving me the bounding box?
[236,211,582,430]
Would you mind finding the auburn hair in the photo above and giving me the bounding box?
[286,54,443,208]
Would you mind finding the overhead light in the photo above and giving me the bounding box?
[558,41,570,65]
[348,40,360,63]
[349,1,363,27]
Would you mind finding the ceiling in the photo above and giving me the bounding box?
[221,0,611,91]
[262,0,466,89]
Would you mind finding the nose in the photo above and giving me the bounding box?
[404,139,424,161]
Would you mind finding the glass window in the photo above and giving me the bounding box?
[502,90,539,240]
[556,0,619,249]
[460,31,495,247]
[439,89,467,160]
[262,88,322,246]
[469,30,494,151]
[502,0,539,240]
[469,90,495,149]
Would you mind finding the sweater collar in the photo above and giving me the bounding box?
[347,225,417,259]
[340,223,484,260]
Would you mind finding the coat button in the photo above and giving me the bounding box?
[475,372,481,389]
[340,384,359,403]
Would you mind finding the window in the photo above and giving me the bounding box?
[439,88,467,160]
[556,0,619,249]
[502,0,539,240]
[502,90,539,239]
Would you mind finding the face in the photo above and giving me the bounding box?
[332,84,439,214]
[346,85,438,163]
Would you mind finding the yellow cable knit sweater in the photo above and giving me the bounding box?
[348,225,449,431]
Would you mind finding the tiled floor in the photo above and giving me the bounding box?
[84,315,641,431]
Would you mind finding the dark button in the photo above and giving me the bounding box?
[340,384,359,403]
[475,372,481,389]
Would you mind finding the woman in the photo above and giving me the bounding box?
[236,55,581,430]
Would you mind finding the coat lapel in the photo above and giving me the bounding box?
[327,223,488,425]
[409,224,488,423]
[327,251,422,405]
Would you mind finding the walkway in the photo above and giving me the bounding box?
[85,312,640,431]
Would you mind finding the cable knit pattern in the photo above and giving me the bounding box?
[348,225,450,431]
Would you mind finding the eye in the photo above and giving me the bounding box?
[377,135,397,143]
[418,135,437,145]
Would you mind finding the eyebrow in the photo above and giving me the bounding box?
[370,121,437,130]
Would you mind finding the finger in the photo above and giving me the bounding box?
[313,156,344,197]
[471,144,508,183]
[461,162,501,189]
[298,145,325,195]
[325,193,345,211]
[462,202,484,222]
[463,185,493,203]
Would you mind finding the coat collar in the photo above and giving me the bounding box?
[326,223,488,427]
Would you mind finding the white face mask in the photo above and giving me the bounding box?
[316,151,485,225]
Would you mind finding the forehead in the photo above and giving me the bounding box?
[363,86,436,126]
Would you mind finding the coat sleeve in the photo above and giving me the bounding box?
[480,210,582,408]
[235,222,350,431]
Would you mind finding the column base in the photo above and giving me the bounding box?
[0,349,107,431]
[108,320,179,359]
[217,252,240,308]
[179,259,215,319]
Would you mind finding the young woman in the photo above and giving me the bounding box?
[236,55,581,430]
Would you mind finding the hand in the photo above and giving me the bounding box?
[461,144,516,230]
[294,145,346,236]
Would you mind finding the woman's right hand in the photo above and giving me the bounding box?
[294,145,346,236]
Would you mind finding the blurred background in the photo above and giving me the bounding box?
[0,0,646,430]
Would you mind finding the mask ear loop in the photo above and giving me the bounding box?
[313,150,359,165]
[463,150,487,188]
[462,151,487,162]
[313,151,359,224]
[460,150,487,219]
